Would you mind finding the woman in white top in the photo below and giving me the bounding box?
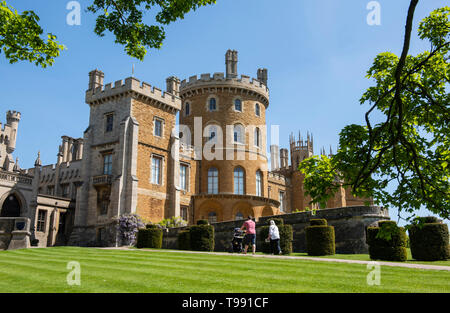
[267,220,281,255]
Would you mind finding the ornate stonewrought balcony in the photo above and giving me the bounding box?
[92,174,112,186]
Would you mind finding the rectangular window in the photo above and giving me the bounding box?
[47,185,54,196]
[279,191,285,212]
[103,154,113,175]
[180,164,188,191]
[36,210,47,232]
[105,113,114,132]
[61,184,69,198]
[154,118,163,137]
[180,206,188,222]
[151,155,163,185]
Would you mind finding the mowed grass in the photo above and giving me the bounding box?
[0,247,448,293]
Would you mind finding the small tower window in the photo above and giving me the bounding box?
[105,113,114,132]
[234,99,242,112]
[256,170,262,197]
[185,102,190,116]
[209,98,217,111]
[234,167,245,195]
[154,117,164,137]
[254,127,261,148]
[255,103,260,117]
[234,124,244,144]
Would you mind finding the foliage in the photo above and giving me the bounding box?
[367,221,408,261]
[136,227,163,248]
[158,216,188,228]
[299,3,450,221]
[177,230,191,250]
[87,0,216,60]
[189,225,214,251]
[408,221,449,260]
[196,219,209,225]
[310,218,327,226]
[0,1,65,67]
[117,213,145,246]
[259,224,293,255]
[305,224,335,256]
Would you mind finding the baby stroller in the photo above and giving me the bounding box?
[230,228,245,253]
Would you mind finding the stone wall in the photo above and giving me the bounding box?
[0,217,31,250]
[162,206,390,254]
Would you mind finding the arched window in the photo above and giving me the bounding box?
[234,167,245,195]
[235,212,244,220]
[234,99,242,112]
[209,97,217,111]
[207,125,218,143]
[255,103,260,116]
[185,102,190,116]
[254,127,260,147]
[208,167,219,194]
[1,194,21,217]
[208,212,217,224]
[256,170,262,197]
[234,124,244,144]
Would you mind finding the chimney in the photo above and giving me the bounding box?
[270,145,280,170]
[257,68,268,86]
[88,69,104,91]
[225,50,238,78]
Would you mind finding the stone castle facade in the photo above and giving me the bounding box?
[0,50,370,248]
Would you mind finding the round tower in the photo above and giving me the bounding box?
[179,50,279,223]
[6,110,20,153]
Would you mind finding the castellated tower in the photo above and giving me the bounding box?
[290,131,314,170]
[179,49,280,222]
[0,111,21,171]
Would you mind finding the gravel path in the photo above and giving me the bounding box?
[99,247,450,271]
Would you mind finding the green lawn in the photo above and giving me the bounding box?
[0,247,448,293]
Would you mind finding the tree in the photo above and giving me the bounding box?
[0,0,216,67]
[299,1,450,222]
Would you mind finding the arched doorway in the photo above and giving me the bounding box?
[1,194,21,217]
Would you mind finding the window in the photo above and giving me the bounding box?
[103,154,113,175]
[207,167,218,194]
[181,206,188,222]
[234,167,245,195]
[208,212,217,224]
[255,103,260,117]
[235,212,244,220]
[234,124,244,144]
[209,97,217,111]
[36,210,46,232]
[185,102,190,116]
[180,164,188,191]
[47,185,55,196]
[61,184,70,198]
[256,170,262,197]
[254,127,261,147]
[154,118,163,137]
[151,155,163,185]
[279,191,285,212]
[105,113,114,132]
[234,99,242,112]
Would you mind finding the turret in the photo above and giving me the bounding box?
[257,68,268,86]
[5,110,20,153]
[290,131,314,169]
[88,69,104,91]
[225,49,238,78]
[166,76,180,97]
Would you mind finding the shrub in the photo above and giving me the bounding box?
[367,221,407,262]
[189,225,214,251]
[136,227,163,249]
[178,230,191,250]
[408,219,449,261]
[310,219,327,226]
[196,219,209,225]
[117,214,145,246]
[267,218,284,226]
[306,225,335,256]
[159,216,188,228]
[259,223,293,255]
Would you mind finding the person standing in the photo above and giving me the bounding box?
[241,215,256,255]
[267,220,281,255]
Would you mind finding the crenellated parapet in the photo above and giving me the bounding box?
[85,76,182,113]
[179,72,269,108]
[268,171,286,184]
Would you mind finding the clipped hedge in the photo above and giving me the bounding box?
[136,227,163,249]
[305,225,335,256]
[189,225,214,251]
[408,220,449,261]
[259,224,293,255]
[366,221,407,262]
[310,219,327,226]
[196,219,209,225]
[178,230,191,251]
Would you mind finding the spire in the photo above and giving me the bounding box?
[34,151,42,167]
[13,157,19,171]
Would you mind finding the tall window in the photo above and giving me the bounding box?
[208,212,217,224]
[181,206,188,222]
[151,155,162,184]
[235,212,244,220]
[256,170,262,197]
[185,102,190,116]
[103,154,113,175]
[154,118,163,137]
[254,127,261,147]
[180,164,188,191]
[255,103,260,116]
[36,210,46,232]
[207,125,218,143]
[234,99,242,112]
[61,184,70,198]
[234,124,244,144]
[47,185,55,196]
[279,191,285,212]
[234,167,245,195]
[209,97,217,111]
[207,167,218,194]
[105,113,114,132]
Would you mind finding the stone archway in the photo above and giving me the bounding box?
[197,199,224,223]
[0,194,21,217]
[232,201,254,221]
[261,205,277,217]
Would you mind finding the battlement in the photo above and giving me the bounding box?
[85,76,181,111]
[268,171,286,183]
[6,110,21,122]
[180,73,269,105]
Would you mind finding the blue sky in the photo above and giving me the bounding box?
[1,0,448,226]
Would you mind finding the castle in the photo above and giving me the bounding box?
[0,50,369,248]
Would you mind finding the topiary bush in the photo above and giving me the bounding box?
[136,227,163,249]
[366,221,407,261]
[189,225,214,251]
[196,219,209,225]
[305,221,335,256]
[259,223,293,255]
[178,230,191,250]
[408,217,449,261]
